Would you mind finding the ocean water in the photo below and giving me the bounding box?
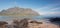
[0,16,60,26]
[0,16,50,25]
[0,16,15,21]
[0,16,45,21]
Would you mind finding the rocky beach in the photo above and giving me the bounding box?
[0,18,59,28]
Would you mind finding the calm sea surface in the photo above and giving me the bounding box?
[0,16,44,21]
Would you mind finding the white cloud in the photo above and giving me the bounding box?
[39,12,60,15]
[51,7,60,10]
[33,9,60,16]
[36,3,60,11]
[50,12,60,14]
[33,3,60,16]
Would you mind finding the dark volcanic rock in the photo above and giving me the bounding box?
[49,17,60,25]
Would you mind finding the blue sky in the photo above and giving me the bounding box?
[0,0,60,17]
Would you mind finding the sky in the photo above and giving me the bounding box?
[0,0,60,17]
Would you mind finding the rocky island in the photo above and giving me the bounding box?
[0,7,40,16]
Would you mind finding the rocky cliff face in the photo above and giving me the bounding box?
[0,7,40,16]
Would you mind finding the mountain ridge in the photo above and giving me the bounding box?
[0,7,40,16]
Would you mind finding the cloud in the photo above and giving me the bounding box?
[51,7,60,10]
[50,12,60,14]
[33,3,60,16]
[40,12,60,15]
[36,3,60,11]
